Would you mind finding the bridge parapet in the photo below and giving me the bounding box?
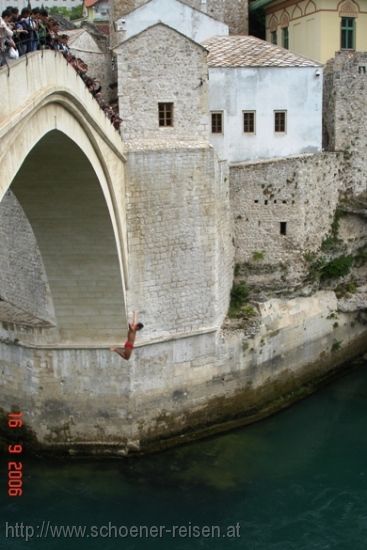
[0,50,122,152]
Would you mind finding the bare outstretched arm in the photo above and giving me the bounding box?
[111,312,144,360]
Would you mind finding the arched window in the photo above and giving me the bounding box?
[341,17,355,48]
[269,15,278,44]
[339,0,359,49]
[280,12,290,49]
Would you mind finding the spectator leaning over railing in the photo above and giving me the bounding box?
[1,5,123,131]
[0,9,17,65]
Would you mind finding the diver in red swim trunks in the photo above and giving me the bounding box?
[111,312,144,360]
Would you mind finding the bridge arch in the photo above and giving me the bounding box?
[0,52,128,346]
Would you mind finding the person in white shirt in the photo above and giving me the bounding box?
[0,10,15,66]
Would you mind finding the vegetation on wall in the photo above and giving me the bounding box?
[228,282,257,320]
[320,255,353,280]
[321,208,343,251]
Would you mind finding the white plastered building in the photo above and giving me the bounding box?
[113,0,228,45]
[203,35,323,163]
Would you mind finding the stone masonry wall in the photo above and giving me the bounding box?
[323,51,367,196]
[0,190,55,325]
[182,0,248,34]
[2,289,367,453]
[117,23,209,143]
[230,153,343,287]
[125,146,233,342]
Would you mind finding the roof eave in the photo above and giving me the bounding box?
[249,0,274,11]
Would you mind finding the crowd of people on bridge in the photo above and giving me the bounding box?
[0,6,122,130]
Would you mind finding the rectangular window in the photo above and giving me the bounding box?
[158,103,173,127]
[341,17,355,49]
[280,221,287,235]
[211,112,223,134]
[271,31,277,45]
[274,111,286,133]
[243,111,256,134]
[282,27,289,49]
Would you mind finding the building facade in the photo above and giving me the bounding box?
[259,0,367,64]
[205,36,322,162]
[113,0,228,44]
[111,0,248,35]
[116,23,209,143]
[83,0,109,21]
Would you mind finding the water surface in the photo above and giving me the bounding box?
[2,360,367,549]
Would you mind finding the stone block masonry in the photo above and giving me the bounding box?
[117,23,209,144]
[125,145,233,341]
[230,152,343,287]
[323,51,367,196]
[2,290,367,454]
[0,191,55,326]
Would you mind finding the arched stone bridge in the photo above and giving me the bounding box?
[0,50,234,454]
[0,51,128,347]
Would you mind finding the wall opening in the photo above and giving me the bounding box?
[7,130,126,344]
[280,221,287,235]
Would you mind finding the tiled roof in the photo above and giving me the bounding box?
[63,29,86,44]
[203,35,321,67]
[85,0,99,7]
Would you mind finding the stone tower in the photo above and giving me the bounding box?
[111,0,248,35]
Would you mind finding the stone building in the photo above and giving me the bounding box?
[251,0,367,64]
[114,20,232,341]
[64,27,112,101]
[111,0,248,36]
[204,35,323,162]
[116,23,209,143]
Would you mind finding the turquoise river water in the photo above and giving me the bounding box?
[2,359,367,550]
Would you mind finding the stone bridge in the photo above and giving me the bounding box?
[0,50,235,454]
[0,51,128,346]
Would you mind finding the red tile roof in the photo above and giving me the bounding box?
[84,0,99,8]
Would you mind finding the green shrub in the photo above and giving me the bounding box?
[241,305,257,318]
[228,282,250,318]
[320,208,343,252]
[320,255,353,280]
[231,282,249,304]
